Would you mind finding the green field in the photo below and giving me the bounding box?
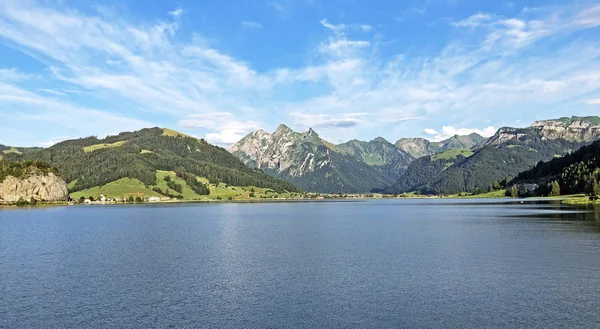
[68,170,296,201]
[431,149,474,161]
[2,147,23,155]
[154,170,204,199]
[83,141,126,153]
[162,128,194,138]
[70,177,162,199]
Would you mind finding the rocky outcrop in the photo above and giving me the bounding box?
[487,116,600,146]
[0,173,69,202]
[531,116,600,141]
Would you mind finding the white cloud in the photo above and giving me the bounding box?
[423,126,496,142]
[168,8,183,17]
[39,136,72,147]
[585,99,600,105]
[180,112,262,146]
[241,21,263,29]
[290,112,366,129]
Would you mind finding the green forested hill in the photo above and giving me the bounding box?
[513,141,600,196]
[384,139,589,195]
[3,128,298,194]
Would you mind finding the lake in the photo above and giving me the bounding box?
[1,199,600,328]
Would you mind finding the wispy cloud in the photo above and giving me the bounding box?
[0,68,35,81]
[0,0,599,146]
[37,88,67,96]
[585,99,600,105]
[241,21,263,29]
[423,126,496,142]
[290,112,366,129]
[39,136,73,147]
[168,8,183,17]
[180,112,263,145]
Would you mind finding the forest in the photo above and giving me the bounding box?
[0,160,58,182]
[513,140,600,196]
[3,128,299,193]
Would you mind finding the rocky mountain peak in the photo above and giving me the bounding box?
[274,124,293,135]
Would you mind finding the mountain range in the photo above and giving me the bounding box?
[231,116,600,194]
[229,125,414,193]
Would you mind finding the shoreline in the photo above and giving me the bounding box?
[2,194,599,209]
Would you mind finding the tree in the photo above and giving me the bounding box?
[15,197,29,206]
[510,185,519,198]
[89,196,95,201]
[593,178,600,196]
[128,195,134,203]
[79,196,85,204]
[164,175,171,182]
[135,196,143,203]
[29,197,37,206]
[550,180,561,197]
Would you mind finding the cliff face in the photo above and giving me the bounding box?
[0,173,69,202]
[487,116,600,145]
[531,117,600,141]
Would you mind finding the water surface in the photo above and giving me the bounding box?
[1,200,600,328]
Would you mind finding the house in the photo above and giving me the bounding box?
[148,196,161,202]
[84,199,91,204]
[99,194,106,202]
[519,184,539,193]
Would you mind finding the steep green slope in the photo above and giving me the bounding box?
[4,127,298,195]
[381,149,472,194]
[335,137,414,180]
[513,140,600,196]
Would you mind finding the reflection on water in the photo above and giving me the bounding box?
[500,200,600,229]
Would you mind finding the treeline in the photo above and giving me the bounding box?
[513,140,600,196]
[0,160,58,182]
[3,128,298,193]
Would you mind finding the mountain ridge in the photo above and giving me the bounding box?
[230,126,414,193]
[3,127,299,199]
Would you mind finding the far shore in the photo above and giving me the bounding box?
[2,193,599,209]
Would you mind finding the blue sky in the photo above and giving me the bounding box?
[1,0,599,147]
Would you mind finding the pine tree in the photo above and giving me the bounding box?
[510,185,519,198]
[550,180,561,197]
[593,178,600,196]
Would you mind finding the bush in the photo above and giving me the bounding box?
[15,197,29,207]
